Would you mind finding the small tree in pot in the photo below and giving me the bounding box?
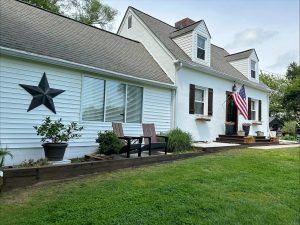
[34,117,83,161]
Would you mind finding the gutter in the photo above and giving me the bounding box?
[175,60,271,93]
[0,47,176,90]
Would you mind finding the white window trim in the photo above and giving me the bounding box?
[250,99,259,121]
[196,35,206,61]
[194,86,208,116]
[80,75,144,124]
[250,60,256,79]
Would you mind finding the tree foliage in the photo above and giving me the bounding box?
[22,0,118,29]
[261,62,300,123]
[22,0,61,13]
[260,72,288,119]
[69,0,118,29]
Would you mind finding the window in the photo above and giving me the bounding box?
[82,77,143,123]
[81,77,105,121]
[105,81,126,122]
[194,88,205,115]
[126,85,143,123]
[128,15,132,29]
[250,99,257,120]
[251,60,256,78]
[197,35,206,60]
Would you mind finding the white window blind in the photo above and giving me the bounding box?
[126,85,143,123]
[81,76,105,121]
[105,81,126,122]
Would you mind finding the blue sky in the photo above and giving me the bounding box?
[105,0,299,75]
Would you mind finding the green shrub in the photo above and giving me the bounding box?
[96,131,122,155]
[0,145,13,168]
[167,128,193,152]
[282,120,298,134]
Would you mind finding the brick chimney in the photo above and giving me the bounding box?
[175,18,195,29]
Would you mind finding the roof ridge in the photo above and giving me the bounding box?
[15,0,141,44]
[170,20,202,33]
[129,6,176,29]
[225,48,254,57]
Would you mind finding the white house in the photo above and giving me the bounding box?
[0,1,270,165]
[0,1,174,165]
[118,7,270,141]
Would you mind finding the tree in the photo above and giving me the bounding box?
[22,0,118,30]
[260,72,288,119]
[22,0,61,13]
[64,0,118,29]
[283,64,300,121]
[286,62,300,81]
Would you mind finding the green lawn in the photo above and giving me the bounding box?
[0,148,299,225]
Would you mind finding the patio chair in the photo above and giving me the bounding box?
[112,122,142,158]
[142,123,168,155]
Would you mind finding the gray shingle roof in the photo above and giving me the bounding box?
[130,7,267,89]
[169,21,201,38]
[0,0,173,85]
[225,49,255,62]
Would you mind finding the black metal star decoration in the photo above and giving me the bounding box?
[19,72,65,114]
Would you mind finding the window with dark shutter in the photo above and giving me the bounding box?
[248,97,251,120]
[258,100,262,121]
[189,84,195,114]
[208,88,213,116]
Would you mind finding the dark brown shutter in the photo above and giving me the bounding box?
[258,100,262,121]
[208,88,213,116]
[248,97,251,120]
[189,84,195,114]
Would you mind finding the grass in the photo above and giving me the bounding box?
[0,147,299,225]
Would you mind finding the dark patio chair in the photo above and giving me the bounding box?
[142,123,168,155]
[112,122,142,158]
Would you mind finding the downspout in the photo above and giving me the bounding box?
[171,60,183,128]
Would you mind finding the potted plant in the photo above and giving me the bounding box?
[34,117,83,161]
[242,122,251,136]
[256,131,264,137]
[225,122,235,135]
[237,130,245,136]
[96,131,122,155]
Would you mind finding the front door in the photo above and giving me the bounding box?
[226,92,238,134]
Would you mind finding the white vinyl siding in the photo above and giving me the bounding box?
[172,32,193,58]
[0,56,172,165]
[81,76,105,121]
[229,58,248,77]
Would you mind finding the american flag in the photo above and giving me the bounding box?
[232,85,248,119]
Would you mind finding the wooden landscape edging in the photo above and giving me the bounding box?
[1,149,223,192]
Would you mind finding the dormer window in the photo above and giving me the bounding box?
[251,60,256,78]
[197,35,206,60]
[128,15,132,29]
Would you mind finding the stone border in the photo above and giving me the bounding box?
[1,149,227,192]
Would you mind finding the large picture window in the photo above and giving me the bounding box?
[105,81,126,122]
[81,77,105,121]
[81,77,143,123]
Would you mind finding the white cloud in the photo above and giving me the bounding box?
[226,28,278,49]
[268,50,298,72]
